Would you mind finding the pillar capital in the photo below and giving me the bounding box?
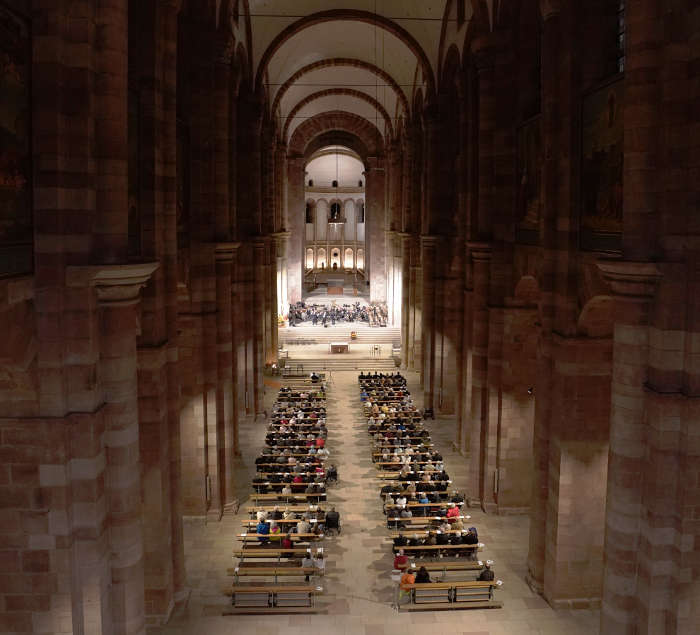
[214,242,241,262]
[67,262,160,306]
[539,0,561,20]
[467,241,492,262]
[596,260,662,299]
[271,231,291,257]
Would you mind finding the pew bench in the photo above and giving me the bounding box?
[226,584,323,613]
[392,543,483,555]
[400,580,502,611]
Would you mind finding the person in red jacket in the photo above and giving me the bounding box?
[315,437,325,448]
[393,549,409,570]
[446,503,460,522]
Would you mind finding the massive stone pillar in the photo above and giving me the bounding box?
[94,0,129,263]
[252,240,266,414]
[467,243,492,508]
[598,263,660,632]
[286,157,305,304]
[366,157,387,303]
[92,263,158,635]
[213,244,237,515]
[420,236,437,408]
[400,233,411,366]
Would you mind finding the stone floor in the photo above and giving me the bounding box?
[151,370,600,635]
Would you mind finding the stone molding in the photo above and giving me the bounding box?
[66,262,160,306]
[271,231,291,259]
[467,241,492,262]
[596,261,662,299]
[213,242,241,262]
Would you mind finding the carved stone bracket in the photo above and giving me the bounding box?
[66,262,160,306]
[596,260,662,299]
[214,242,241,263]
[467,241,493,263]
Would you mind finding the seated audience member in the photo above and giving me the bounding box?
[313,552,325,577]
[414,566,431,584]
[325,506,340,533]
[302,553,314,581]
[281,534,293,550]
[478,562,495,581]
[393,549,409,570]
[256,520,270,544]
[399,569,416,603]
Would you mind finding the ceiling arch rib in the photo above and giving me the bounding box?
[287,96,390,144]
[255,10,436,100]
[289,111,384,159]
[282,88,394,143]
[271,58,409,118]
[249,3,445,92]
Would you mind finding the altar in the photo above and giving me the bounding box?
[329,341,349,354]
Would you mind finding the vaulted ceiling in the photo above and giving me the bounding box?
[235,1,496,151]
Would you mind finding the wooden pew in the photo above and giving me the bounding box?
[250,492,327,503]
[399,580,502,611]
[226,584,323,613]
[392,543,483,554]
[237,532,324,543]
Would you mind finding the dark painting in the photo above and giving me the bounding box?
[581,78,623,251]
[0,3,31,276]
[515,115,541,245]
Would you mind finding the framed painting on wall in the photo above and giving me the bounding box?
[580,76,624,252]
[0,2,32,276]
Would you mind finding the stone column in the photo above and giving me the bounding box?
[399,233,411,366]
[459,241,474,454]
[94,0,129,263]
[273,231,291,328]
[286,157,305,303]
[266,237,278,364]
[69,262,159,635]
[598,261,661,634]
[467,242,492,507]
[252,240,266,414]
[421,236,438,408]
[214,243,238,514]
[527,0,561,594]
[409,238,422,371]
[366,158,387,303]
[213,56,231,241]
[160,0,185,603]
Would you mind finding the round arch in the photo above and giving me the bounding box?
[282,88,394,142]
[255,10,436,97]
[289,111,384,159]
[272,57,410,117]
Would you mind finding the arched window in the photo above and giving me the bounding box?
[308,179,314,187]
[332,179,338,188]
[329,202,341,220]
[305,248,314,269]
[330,248,341,269]
[356,248,364,270]
[305,202,314,224]
[357,201,365,223]
[358,179,363,187]
[317,248,326,269]
[344,248,354,268]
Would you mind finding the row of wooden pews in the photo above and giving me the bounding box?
[226,385,333,613]
[358,372,503,611]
